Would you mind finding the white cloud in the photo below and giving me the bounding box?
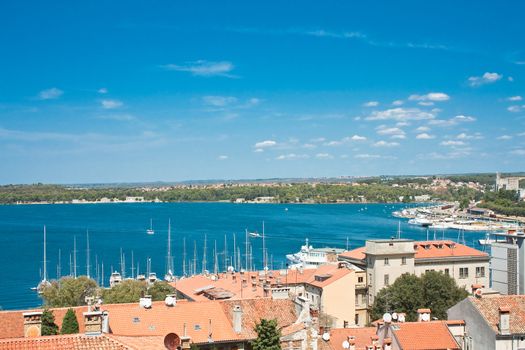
[303,143,317,149]
[254,148,264,153]
[97,114,136,122]
[415,126,430,132]
[98,88,108,94]
[202,95,238,107]
[508,105,525,113]
[351,135,367,141]
[363,101,379,107]
[162,60,235,77]
[311,137,326,143]
[507,96,522,101]
[416,133,435,139]
[497,135,513,140]
[408,92,450,102]
[456,132,483,140]
[365,108,435,122]
[392,100,404,106]
[218,155,228,160]
[468,72,503,87]
[373,140,399,147]
[426,150,471,159]
[376,126,405,136]
[429,115,476,127]
[315,153,334,159]
[38,88,63,100]
[254,140,277,148]
[101,99,123,109]
[418,101,434,106]
[276,153,309,160]
[355,154,381,159]
[511,149,525,156]
[441,140,466,146]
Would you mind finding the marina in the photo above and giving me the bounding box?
[0,202,499,310]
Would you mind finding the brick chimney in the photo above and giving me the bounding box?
[23,311,42,338]
[84,310,103,336]
[233,305,243,333]
[417,308,431,322]
[499,306,511,335]
[471,284,483,297]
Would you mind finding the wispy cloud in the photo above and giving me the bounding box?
[366,108,435,122]
[38,88,63,100]
[441,140,466,146]
[202,96,238,107]
[408,92,450,102]
[254,140,277,151]
[376,125,405,139]
[507,96,522,101]
[162,60,236,78]
[275,153,309,160]
[96,114,136,122]
[363,101,379,107]
[315,153,334,159]
[468,72,503,87]
[97,88,108,94]
[429,115,476,127]
[508,105,525,113]
[456,132,483,140]
[416,133,435,139]
[217,155,228,160]
[101,99,123,109]
[373,140,400,147]
[323,135,367,146]
[497,135,513,140]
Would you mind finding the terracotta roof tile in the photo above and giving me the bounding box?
[339,240,487,261]
[321,327,377,350]
[0,334,130,350]
[470,295,525,334]
[394,321,460,350]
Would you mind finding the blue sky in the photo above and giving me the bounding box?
[1,1,524,184]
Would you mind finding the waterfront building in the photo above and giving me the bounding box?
[318,309,462,350]
[490,230,525,295]
[339,239,490,323]
[174,264,357,328]
[0,297,316,350]
[448,294,525,350]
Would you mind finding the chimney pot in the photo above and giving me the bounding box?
[233,305,242,333]
[23,311,43,338]
[83,310,103,336]
[499,306,511,335]
[417,308,431,322]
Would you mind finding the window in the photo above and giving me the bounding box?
[459,267,469,279]
[444,268,449,276]
[384,257,390,266]
[401,257,407,265]
[476,266,485,278]
[358,276,364,283]
[355,314,359,325]
[384,274,390,286]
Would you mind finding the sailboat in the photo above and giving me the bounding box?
[164,219,175,282]
[34,226,51,293]
[147,218,155,235]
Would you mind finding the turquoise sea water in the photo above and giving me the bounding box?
[0,202,487,310]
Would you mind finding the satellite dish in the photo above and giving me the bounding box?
[165,295,176,307]
[140,297,152,309]
[421,313,430,322]
[322,332,330,341]
[398,314,405,322]
[227,266,235,273]
[342,340,350,349]
[163,333,181,350]
[383,313,392,323]
[392,312,398,321]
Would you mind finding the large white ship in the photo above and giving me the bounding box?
[286,239,345,269]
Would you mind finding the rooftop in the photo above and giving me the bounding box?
[469,294,525,335]
[0,334,130,350]
[339,240,487,261]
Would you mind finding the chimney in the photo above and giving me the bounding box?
[383,337,392,350]
[101,311,109,333]
[499,306,511,335]
[233,305,242,333]
[417,308,431,322]
[471,284,483,298]
[23,311,43,338]
[84,310,103,336]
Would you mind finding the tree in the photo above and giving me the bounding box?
[148,281,176,301]
[251,319,281,350]
[102,279,147,304]
[60,308,79,334]
[41,276,99,307]
[371,271,468,322]
[41,308,59,336]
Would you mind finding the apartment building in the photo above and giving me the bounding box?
[490,230,525,295]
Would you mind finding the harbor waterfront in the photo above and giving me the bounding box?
[0,202,490,311]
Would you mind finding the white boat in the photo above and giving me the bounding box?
[147,219,155,235]
[248,232,261,238]
[164,219,175,282]
[408,216,433,227]
[109,271,122,288]
[286,238,345,269]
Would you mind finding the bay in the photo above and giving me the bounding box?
[0,202,486,310]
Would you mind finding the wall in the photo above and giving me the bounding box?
[448,298,496,350]
[414,258,490,291]
[321,271,356,328]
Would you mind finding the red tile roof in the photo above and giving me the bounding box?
[0,334,130,350]
[339,240,487,261]
[320,327,377,350]
[470,295,525,334]
[394,321,460,350]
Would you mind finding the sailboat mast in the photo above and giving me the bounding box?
[43,226,47,282]
[166,219,172,274]
[245,229,249,272]
[214,240,218,275]
[233,233,236,271]
[73,236,77,278]
[193,240,197,276]
[183,238,187,276]
[57,248,61,280]
[224,234,228,272]
[86,230,90,279]
[262,221,266,270]
[202,234,207,273]
[131,251,135,279]
[101,261,104,287]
